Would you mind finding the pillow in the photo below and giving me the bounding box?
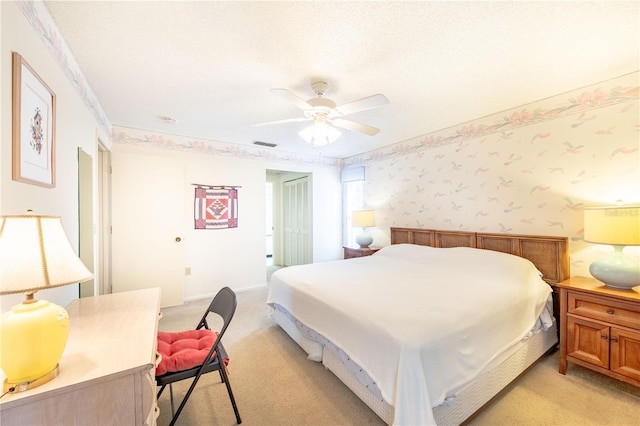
[375,244,545,285]
[156,329,226,376]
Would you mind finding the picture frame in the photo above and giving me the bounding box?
[12,52,56,188]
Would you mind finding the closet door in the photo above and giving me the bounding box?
[111,150,184,307]
[283,176,311,266]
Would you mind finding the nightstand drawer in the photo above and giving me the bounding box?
[568,293,640,330]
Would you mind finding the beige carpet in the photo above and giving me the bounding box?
[157,286,640,426]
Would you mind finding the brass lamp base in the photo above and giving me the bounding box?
[3,364,59,393]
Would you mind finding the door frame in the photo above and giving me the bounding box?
[97,141,112,295]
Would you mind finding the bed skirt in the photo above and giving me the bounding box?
[273,304,558,425]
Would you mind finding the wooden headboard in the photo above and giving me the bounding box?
[390,227,569,285]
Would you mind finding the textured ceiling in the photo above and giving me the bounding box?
[44,1,639,159]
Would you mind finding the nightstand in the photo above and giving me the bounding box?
[343,246,380,259]
[558,276,640,387]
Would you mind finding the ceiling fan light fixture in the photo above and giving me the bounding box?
[254,80,388,144]
[299,121,341,147]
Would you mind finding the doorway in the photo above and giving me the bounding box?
[266,169,313,280]
[266,171,282,282]
[78,148,94,297]
[265,181,274,266]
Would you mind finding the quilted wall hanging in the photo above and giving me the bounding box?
[194,184,239,229]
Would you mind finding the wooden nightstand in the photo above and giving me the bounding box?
[343,246,380,259]
[557,276,640,387]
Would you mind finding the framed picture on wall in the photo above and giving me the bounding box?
[12,52,56,188]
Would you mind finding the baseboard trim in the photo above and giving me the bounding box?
[183,283,268,303]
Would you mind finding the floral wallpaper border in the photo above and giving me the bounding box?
[111,127,344,169]
[18,0,111,138]
[345,72,639,166]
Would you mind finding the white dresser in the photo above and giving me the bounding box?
[0,288,161,425]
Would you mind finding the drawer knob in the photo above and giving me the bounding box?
[611,336,619,343]
[601,334,608,340]
[606,308,614,315]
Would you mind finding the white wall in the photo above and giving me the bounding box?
[0,1,341,308]
[1,2,106,311]
[111,133,342,301]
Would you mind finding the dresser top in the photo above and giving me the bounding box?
[0,287,161,407]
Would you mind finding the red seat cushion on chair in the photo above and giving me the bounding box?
[156,329,223,376]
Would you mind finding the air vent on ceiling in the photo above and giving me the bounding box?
[252,141,277,148]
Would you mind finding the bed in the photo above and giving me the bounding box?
[267,227,569,425]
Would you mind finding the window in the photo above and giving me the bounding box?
[343,180,364,246]
[341,166,366,246]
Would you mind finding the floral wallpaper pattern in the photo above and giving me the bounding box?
[344,77,639,166]
[352,72,639,278]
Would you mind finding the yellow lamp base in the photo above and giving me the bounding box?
[0,295,69,390]
[3,364,59,393]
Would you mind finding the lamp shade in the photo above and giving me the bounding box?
[352,210,375,228]
[583,205,640,289]
[584,206,640,246]
[0,214,93,295]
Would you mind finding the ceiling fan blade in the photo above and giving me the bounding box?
[251,117,311,127]
[332,118,380,136]
[271,88,313,110]
[335,94,389,116]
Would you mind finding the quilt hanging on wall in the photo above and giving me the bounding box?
[194,185,239,229]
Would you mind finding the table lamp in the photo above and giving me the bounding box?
[352,210,375,248]
[583,205,640,289]
[0,213,93,393]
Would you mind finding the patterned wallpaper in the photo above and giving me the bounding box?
[348,72,639,277]
[17,1,111,138]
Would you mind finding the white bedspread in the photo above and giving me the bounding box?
[266,244,552,425]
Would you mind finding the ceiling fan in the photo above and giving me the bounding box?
[252,81,389,146]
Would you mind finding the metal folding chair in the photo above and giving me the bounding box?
[156,286,242,425]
